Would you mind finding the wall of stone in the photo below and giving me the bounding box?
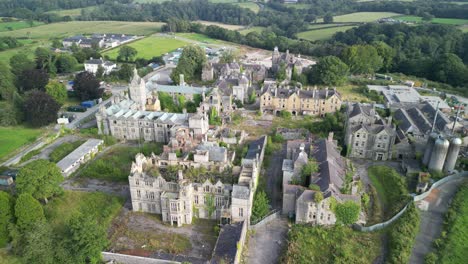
[101,252,180,264]
[250,210,280,230]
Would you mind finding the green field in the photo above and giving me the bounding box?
[175,33,222,44]
[103,35,188,60]
[285,4,311,9]
[395,15,468,25]
[0,21,44,32]
[297,25,356,41]
[317,12,401,23]
[239,26,266,35]
[0,126,43,161]
[45,6,97,18]
[285,225,381,263]
[307,23,351,30]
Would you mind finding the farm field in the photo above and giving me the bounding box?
[195,20,245,30]
[239,26,266,35]
[395,15,468,25]
[175,33,222,44]
[318,12,401,23]
[307,23,351,30]
[297,25,356,41]
[103,35,188,60]
[0,126,43,161]
[0,20,44,32]
[0,21,164,40]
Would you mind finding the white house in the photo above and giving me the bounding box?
[84,57,116,75]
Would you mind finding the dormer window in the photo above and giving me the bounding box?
[205,185,210,192]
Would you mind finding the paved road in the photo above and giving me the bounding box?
[265,143,286,210]
[245,217,289,264]
[409,178,465,264]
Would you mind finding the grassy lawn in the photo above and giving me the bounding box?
[0,21,44,32]
[324,12,401,23]
[175,32,221,44]
[45,6,97,17]
[79,143,163,182]
[297,25,356,41]
[238,26,265,35]
[368,166,410,219]
[44,191,124,234]
[336,85,372,102]
[235,2,260,13]
[307,23,350,30]
[395,15,468,25]
[436,182,468,264]
[103,35,188,60]
[0,248,22,264]
[194,20,245,30]
[49,140,85,163]
[0,21,164,39]
[284,225,382,263]
[0,126,43,161]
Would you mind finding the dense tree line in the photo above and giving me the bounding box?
[0,37,23,52]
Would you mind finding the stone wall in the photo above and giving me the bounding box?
[101,252,180,264]
[250,209,280,231]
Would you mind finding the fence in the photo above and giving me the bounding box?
[102,252,180,264]
[354,171,468,232]
[250,209,280,230]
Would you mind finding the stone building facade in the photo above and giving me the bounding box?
[260,86,342,116]
[128,136,267,227]
[345,103,396,161]
[282,134,363,225]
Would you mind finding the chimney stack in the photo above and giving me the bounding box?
[179,74,185,86]
[328,132,334,142]
[325,87,329,98]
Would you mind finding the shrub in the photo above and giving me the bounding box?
[387,203,420,264]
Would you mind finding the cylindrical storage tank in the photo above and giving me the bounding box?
[428,137,450,172]
[443,137,462,172]
[422,132,438,166]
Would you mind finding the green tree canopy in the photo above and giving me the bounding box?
[0,191,13,247]
[73,71,103,100]
[45,81,67,105]
[66,214,108,264]
[14,193,45,232]
[16,159,64,202]
[35,47,57,74]
[17,68,49,93]
[341,45,383,75]
[9,53,34,77]
[118,46,137,62]
[372,41,395,72]
[21,221,55,264]
[309,56,349,86]
[23,90,61,127]
[323,13,334,23]
[0,61,17,100]
[252,190,270,222]
[433,53,468,87]
[56,54,78,73]
[334,201,360,225]
[170,45,206,84]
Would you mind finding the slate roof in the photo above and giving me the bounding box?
[232,185,249,199]
[212,221,245,264]
[312,138,346,194]
[262,87,339,100]
[245,136,266,160]
[349,103,374,119]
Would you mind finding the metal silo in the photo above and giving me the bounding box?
[423,132,438,166]
[443,137,462,172]
[428,137,450,172]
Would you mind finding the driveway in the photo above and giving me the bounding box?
[245,217,289,264]
[409,178,465,264]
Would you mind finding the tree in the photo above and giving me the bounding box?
[21,221,55,264]
[209,107,221,125]
[9,53,34,77]
[252,190,270,222]
[334,201,360,225]
[23,90,61,127]
[95,65,105,79]
[341,45,383,75]
[373,41,395,72]
[14,193,45,232]
[0,61,16,100]
[432,53,468,87]
[118,46,137,62]
[16,159,63,203]
[117,63,135,81]
[73,71,103,100]
[219,49,238,63]
[35,47,56,74]
[309,56,349,86]
[314,192,323,203]
[45,81,67,105]
[0,191,13,247]
[56,54,78,73]
[66,214,108,264]
[170,45,206,84]
[421,12,434,21]
[323,13,334,23]
[18,68,49,92]
[204,194,216,218]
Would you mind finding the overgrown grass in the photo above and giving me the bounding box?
[44,191,124,235]
[368,166,410,220]
[238,26,266,35]
[0,248,23,264]
[18,149,41,163]
[284,225,381,263]
[433,182,468,264]
[79,143,163,182]
[103,35,188,60]
[0,126,43,161]
[49,140,85,163]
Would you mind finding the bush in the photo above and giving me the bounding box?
[49,140,84,163]
[334,201,361,225]
[279,110,291,119]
